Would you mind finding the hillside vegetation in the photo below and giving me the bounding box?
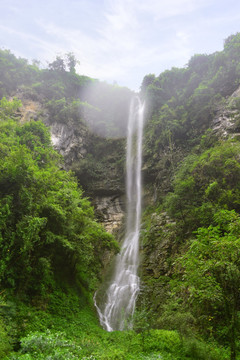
[140,32,240,360]
[1,33,240,359]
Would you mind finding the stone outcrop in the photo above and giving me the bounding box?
[138,212,178,312]
[212,85,240,138]
[141,212,177,279]
[93,195,125,235]
[15,85,240,240]
[48,122,88,167]
[50,125,126,235]
[18,98,43,123]
[15,90,126,236]
[13,90,45,123]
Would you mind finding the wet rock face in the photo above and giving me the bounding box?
[48,122,126,235]
[212,107,238,137]
[141,212,177,278]
[50,124,126,235]
[15,91,126,236]
[93,195,125,235]
[48,119,126,236]
[137,212,178,312]
[49,122,88,167]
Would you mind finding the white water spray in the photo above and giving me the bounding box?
[94,96,145,331]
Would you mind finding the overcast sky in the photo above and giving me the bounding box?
[1,0,240,91]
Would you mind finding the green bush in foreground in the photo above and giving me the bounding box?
[0,319,11,359]
[5,324,229,360]
[8,330,82,359]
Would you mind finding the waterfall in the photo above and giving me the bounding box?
[94,96,145,331]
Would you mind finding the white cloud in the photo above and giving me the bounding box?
[0,24,62,61]
[103,0,138,31]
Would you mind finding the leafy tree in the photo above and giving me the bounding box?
[175,209,240,360]
[0,97,22,120]
[187,54,210,75]
[48,53,79,73]
[140,73,155,95]
[65,52,79,73]
[0,49,40,97]
[0,98,118,298]
[48,56,66,72]
[164,140,240,233]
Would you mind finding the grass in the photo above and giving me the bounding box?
[1,290,231,360]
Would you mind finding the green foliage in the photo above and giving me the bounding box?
[0,276,228,360]
[0,97,22,120]
[157,300,196,337]
[0,101,117,298]
[0,48,133,138]
[141,74,156,95]
[171,209,240,359]
[1,48,133,139]
[0,49,40,97]
[0,317,11,359]
[48,53,80,73]
[141,40,240,353]
[7,315,228,360]
[1,34,240,360]
[164,140,240,232]
[143,32,240,161]
[8,330,82,359]
[141,133,240,358]
[0,285,228,360]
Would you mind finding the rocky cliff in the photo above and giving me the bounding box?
[16,84,240,237]
[138,85,240,320]
[15,89,126,236]
[212,86,240,138]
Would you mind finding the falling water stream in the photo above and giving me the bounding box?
[94,96,145,331]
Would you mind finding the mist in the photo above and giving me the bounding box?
[79,81,133,138]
